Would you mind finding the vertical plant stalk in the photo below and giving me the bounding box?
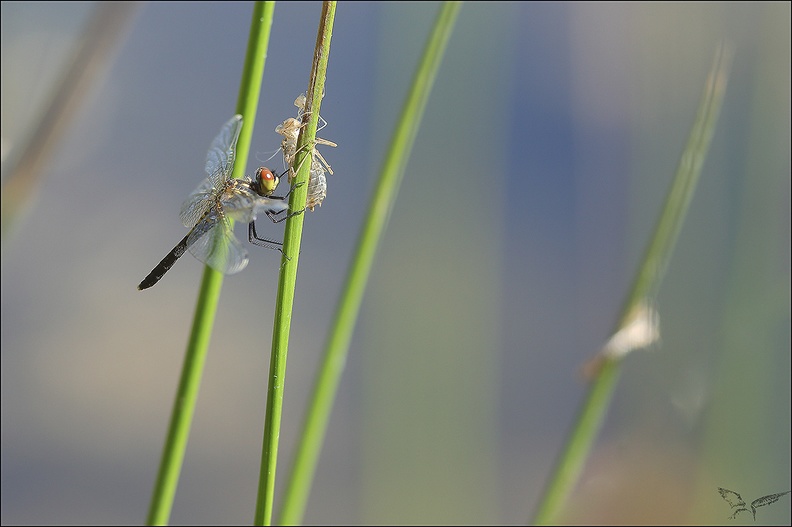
[146,3,275,525]
[531,43,733,525]
[276,3,463,525]
[1,2,139,243]
[254,3,336,525]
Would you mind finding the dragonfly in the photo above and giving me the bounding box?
[138,114,293,290]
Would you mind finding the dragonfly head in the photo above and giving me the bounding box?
[253,167,281,196]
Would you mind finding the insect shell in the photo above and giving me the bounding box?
[305,158,327,211]
[274,95,336,210]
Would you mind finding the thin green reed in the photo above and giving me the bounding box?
[146,3,276,524]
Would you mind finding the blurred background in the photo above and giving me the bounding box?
[1,2,789,524]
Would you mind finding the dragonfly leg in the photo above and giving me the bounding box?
[264,180,307,223]
[266,207,305,224]
[248,220,291,259]
[284,179,305,197]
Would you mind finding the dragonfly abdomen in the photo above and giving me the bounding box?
[139,114,284,290]
[137,232,191,290]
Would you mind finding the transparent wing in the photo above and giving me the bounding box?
[180,175,218,228]
[206,114,243,189]
[221,180,289,224]
[179,115,243,228]
[185,210,249,275]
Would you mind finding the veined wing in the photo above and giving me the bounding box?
[206,114,243,189]
[220,179,289,224]
[180,175,219,228]
[185,209,249,275]
[179,114,244,229]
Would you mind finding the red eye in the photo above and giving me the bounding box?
[258,167,275,182]
[256,166,279,195]
[138,114,288,290]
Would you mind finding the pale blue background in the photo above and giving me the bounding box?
[2,2,790,524]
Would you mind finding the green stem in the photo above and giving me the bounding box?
[254,3,337,525]
[276,3,462,525]
[145,3,275,524]
[531,43,733,525]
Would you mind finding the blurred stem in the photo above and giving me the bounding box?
[531,43,733,525]
[145,3,275,525]
[254,3,336,525]
[276,3,462,525]
[1,2,139,243]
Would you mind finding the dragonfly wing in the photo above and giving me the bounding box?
[221,181,289,224]
[180,115,243,229]
[185,211,249,275]
[180,176,217,228]
[206,114,243,189]
[251,197,289,220]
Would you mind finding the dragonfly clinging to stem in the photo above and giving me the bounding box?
[138,114,294,290]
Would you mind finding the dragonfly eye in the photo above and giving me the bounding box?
[255,167,279,196]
